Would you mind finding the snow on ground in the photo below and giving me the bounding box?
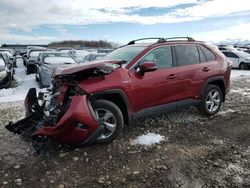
[131,133,165,146]
[230,87,250,98]
[0,58,40,103]
[217,109,236,116]
[230,69,250,79]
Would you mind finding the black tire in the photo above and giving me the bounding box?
[92,99,124,144]
[198,84,223,116]
[239,62,247,70]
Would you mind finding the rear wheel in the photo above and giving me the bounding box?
[198,84,223,116]
[239,62,247,70]
[92,100,124,144]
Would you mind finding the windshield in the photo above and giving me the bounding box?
[44,56,76,64]
[236,51,250,58]
[74,50,90,58]
[59,49,72,53]
[30,51,43,58]
[101,46,146,64]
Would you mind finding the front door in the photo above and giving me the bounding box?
[128,45,179,113]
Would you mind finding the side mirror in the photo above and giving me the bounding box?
[137,61,157,76]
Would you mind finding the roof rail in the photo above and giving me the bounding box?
[127,37,166,45]
[165,37,195,41]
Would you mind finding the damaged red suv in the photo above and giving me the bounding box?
[7,37,232,147]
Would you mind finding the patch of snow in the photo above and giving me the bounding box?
[0,58,40,103]
[131,133,165,146]
[217,109,235,116]
[230,88,250,98]
[231,70,250,80]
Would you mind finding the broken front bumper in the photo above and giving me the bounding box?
[7,88,103,145]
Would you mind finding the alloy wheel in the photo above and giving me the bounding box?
[95,108,117,140]
[205,89,221,113]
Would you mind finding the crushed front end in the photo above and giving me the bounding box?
[6,77,102,150]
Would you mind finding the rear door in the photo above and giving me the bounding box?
[173,44,217,102]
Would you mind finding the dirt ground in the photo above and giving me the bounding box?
[0,77,250,188]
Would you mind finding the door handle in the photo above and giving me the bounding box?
[167,74,177,79]
[202,67,210,72]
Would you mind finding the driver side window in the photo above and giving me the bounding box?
[139,46,173,69]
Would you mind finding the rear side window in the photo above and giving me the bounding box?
[199,45,216,62]
[175,45,199,66]
[222,52,238,58]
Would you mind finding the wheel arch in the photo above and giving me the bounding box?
[89,89,131,125]
[201,76,226,102]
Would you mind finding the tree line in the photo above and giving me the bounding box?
[48,40,119,48]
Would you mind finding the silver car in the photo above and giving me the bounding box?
[221,50,250,70]
[36,52,78,88]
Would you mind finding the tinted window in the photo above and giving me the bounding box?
[175,45,199,66]
[222,52,238,58]
[139,46,173,69]
[200,45,216,62]
[219,47,226,50]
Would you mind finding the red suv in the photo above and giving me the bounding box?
[7,37,232,146]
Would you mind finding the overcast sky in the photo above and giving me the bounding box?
[0,0,250,44]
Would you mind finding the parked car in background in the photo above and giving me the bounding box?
[83,52,106,62]
[2,53,15,75]
[13,37,232,145]
[73,49,90,63]
[23,46,47,66]
[0,48,17,67]
[36,52,78,88]
[57,48,75,55]
[221,50,250,70]
[26,49,52,74]
[0,53,14,89]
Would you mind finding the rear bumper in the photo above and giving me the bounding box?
[25,88,101,145]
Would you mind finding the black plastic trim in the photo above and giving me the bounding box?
[201,76,226,100]
[89,89,130,112]
[81,125,104,145]
[132,99,199,119]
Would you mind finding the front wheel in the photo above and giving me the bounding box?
[92,100,124,144]
[198,84,223,116]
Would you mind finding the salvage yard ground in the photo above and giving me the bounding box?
[0,58,250,187]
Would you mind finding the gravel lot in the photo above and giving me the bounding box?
[0,74,250,187]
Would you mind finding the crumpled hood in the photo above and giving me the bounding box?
[52,60,122,77]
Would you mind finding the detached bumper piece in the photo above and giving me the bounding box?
[5,88,102,153]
